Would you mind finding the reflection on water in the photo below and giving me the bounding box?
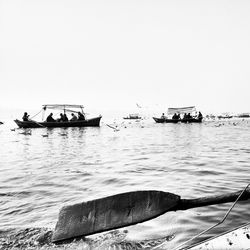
[0,119,250,249]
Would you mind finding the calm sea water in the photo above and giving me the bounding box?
[0,117,250,249]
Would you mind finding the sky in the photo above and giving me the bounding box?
[1,0,250,116]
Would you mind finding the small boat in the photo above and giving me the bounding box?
[217,115,233,119]
[186,222,250,249]
[153,106,203,124]
[237,113,250,118]
[123,113,142,120]
[14,104,102,128]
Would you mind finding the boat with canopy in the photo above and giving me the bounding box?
[123,113,142,120]
[153,106,202,123]
[14,104,102,128]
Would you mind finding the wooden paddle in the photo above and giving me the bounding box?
[52,188,250,243]
[29,120,46,128]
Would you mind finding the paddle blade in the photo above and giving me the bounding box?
[52,190,180,242]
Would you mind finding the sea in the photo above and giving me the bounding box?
[0,114,250,249]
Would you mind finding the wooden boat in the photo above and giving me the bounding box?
[218,115,233,119]
[123,113,142,120]
[186,222,250,249]
[14,104,102,128]
[14,116,101,128]
[154,106,203,124]
[237,113,250,118]
[153,117,202,123]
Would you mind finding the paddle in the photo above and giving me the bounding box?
[52,188,250,243]
[29,119,46,128]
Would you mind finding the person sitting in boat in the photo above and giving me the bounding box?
[46,113,55,122]
[172,113,179,120]
[78,112,85,121]
[186,113,192,119]
[70,113,78,121]
[161,113,166,119]
[183,113,187,119]
[22,112,30,121]
[198,111,203,119]
[63,114,69,122]
[57,113,64,122]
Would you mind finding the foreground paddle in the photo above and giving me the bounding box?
[52,189,250,243]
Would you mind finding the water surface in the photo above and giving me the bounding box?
[0,118,250,249]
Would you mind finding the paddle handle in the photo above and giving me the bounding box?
[174,189,250,211]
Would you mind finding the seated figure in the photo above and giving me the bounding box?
[70,113,78,121]
[78,112,85,121]
[161,113,166,119]
[22,112,29,121]
[46,113,55,122]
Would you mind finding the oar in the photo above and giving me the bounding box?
[52,188,250,243]
[29,119,45,128]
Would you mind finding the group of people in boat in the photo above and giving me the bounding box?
[22,112,85,122]
[161,111,203,120]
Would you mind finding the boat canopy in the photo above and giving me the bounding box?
[167,106,196,115]
[43,104,84,109]
[42,104,85,114]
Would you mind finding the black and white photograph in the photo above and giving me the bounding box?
[1,0,250,249]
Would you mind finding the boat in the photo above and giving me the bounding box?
[14,104,102,128]
[153,106,203,124]
[123,113,142,120]
[217,115,233,119]
[153,117,202,123]
[186,222,250,249]
[237,113,250,118]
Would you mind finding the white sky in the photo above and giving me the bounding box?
[1,0,250,114]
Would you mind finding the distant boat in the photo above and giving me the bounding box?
[14,104,102,128]
[0,121,3,125]
[237,113,250,118]
[217,115,233,119]
[123,113,142,120]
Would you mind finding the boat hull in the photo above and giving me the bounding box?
[153,117,179,123]
[180,118,203,123]
[186,222,250,249]
[14,116,102,128]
